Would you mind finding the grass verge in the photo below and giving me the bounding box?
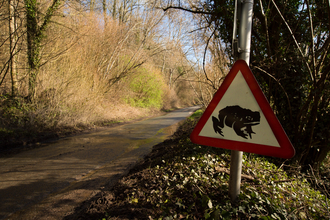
[75,113,329,220]
[0,94,166,153]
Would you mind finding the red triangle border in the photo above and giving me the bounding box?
[190,60,295,159]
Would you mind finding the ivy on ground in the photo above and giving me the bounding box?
[99,114,330,220]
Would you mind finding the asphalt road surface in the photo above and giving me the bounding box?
[0,106,200,220]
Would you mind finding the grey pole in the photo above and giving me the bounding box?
[229,0,254,203]
[238,0,253,65]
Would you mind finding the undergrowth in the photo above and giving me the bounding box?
[0,93,163,148]
[98,112,330,220]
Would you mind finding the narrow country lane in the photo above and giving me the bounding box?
[0,106,200,220]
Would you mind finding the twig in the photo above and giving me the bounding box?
[287,206,305,219]
[254,66,293,122]
[215,166,254,181]
[268,179,295,185]
[194,184,206,194]
[309,165,330,217]
[322,183,330,217]
[308,164,318,185]
[202,29,217,90]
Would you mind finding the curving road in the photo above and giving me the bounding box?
[0,106,200,220]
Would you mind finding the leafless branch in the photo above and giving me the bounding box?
[160,5,212,15]
[254,66,293,121]
[202,29,217,90]
[270,0,314,82]
[306,0,316,81]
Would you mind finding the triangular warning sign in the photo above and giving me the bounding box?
[190,60,295,159]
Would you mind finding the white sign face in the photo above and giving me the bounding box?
[190,60,295,159]
[198,71,280,147]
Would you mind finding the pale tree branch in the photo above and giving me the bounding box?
[306,0,316,81]
[315,38,330,75]
[270,0,314,82]
[328,0,330,29]
[258,0,271,57]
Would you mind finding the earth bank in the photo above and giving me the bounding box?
[64,112,330,220]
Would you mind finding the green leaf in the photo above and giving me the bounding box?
[204,210,211,219]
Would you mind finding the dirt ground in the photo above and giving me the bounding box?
[62,137,180,220]
[61,122,330,220]
[61,120,194,220]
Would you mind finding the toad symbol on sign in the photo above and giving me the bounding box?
[212,105,260,139]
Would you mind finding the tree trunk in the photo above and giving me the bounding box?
[90,0,95,11]
[103,0,107,27]
[8,0,18,97]
[24,0,62,100]
[302,146,330,171]
[112,0,116,19]
[25,0,39,99]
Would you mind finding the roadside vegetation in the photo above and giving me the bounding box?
[157,0,330,172]
[1,0,330,218]
[72,111,329,219]
[1,1,213,148]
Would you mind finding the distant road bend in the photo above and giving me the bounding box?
[0,106,200,220]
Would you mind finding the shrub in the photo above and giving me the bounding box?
[125,66,165,109]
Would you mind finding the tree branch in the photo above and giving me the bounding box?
[254,66,293,122]
[160,5,212,15]
[39,0,62,34]
[202,29,217,90]
[306,0,316,82]
[270,0,314,82]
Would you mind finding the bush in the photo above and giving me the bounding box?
[125,66,165,109]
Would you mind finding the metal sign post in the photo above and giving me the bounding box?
[190,0,293,203]
[229,0,254,203]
